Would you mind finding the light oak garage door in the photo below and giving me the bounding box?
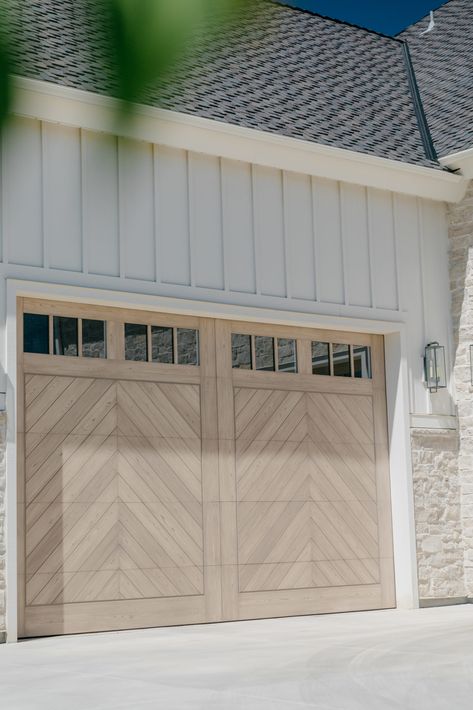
[18,299,395,637]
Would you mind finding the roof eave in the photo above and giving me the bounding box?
[440,146,473,180]
[10,75,468,203]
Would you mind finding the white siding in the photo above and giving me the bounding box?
[82,131,120,277]
[0,117,454,415]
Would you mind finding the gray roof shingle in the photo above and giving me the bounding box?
[9,0,440,168]
[400,0,473,157]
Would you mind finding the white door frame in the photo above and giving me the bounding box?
[4,277,419,642]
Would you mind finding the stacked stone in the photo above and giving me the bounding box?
[448,180,473,597]
[411,428,464,599]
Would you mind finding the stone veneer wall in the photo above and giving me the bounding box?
[0,412,6,641]
[411,428,464,600]
[449,179,473,597]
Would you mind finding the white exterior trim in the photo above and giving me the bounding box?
[410,414,458,430]
[5,277,419,641]
[440,146,473,179]
[11,76,467,203]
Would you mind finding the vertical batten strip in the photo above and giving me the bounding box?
[40,122,48,270]
[250,164,261,296]
[220,158,229,293]
[338,182,348,306]
[282,171,291,300]
[187,152,196,288]
[117,137,125,280]
[416,197,430,413]
[311,177,319,303]
[79,128,87,275]
[153,144,161,285]
[366,188,375,310]
[391,193,401,313]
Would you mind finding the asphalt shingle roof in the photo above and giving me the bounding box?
[9,0,441,168]
[400,0,473,157]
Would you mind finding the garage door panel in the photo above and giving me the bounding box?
[237,583,384,621]
[26,434,117,504]
[236,390,305,442]
[117,437,203,510]
[117,381,200,440]
[237,439,310,502]
[30,379,113,436]
[19,306,394,637]
[238,501,309,565]
[239,561,314,593]
[306,393,374,445]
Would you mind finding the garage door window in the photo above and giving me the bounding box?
[312,340,372,379]
[23,313,49,354]
[82,319,106,359]
[53,316,78,357]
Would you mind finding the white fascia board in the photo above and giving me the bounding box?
[11,75,467,203]
[440,146,473,179]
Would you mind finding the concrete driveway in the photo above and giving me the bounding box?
[1,605,472,709]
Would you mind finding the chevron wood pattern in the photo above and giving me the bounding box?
[19,305,394,636]
[24,376,204,607]
[235,388,381,593]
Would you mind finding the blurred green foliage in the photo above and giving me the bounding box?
[0,0,253,125]
[106,0,251,106]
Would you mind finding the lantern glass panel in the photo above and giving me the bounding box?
[425,343,446,391]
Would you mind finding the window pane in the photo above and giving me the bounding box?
[278,339,297,373]
[53,317,78,357]
[152,326,174,364]
[353,345,372,379]
[232,334,252,370]
[82,319,106,359]
[312,341,330,376]
[255,336,275,371]
[24,313,49,354]
[125,323,148,362]
[177,329,199,366]
[332,343,351,377]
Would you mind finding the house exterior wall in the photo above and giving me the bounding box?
[0,117,453,416]
[449,180,473,597]
[0,117,459,634]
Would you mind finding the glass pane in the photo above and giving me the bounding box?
[82,319,106,359]
[177,329,199,366]
[353,345,372,379]
[125,323,148,362]
[332,343,351,377]
[24,313,49,354]
[278,339,297,373]
[255,336,275,371]
[232,334,252,370]
[151,326,174,364]
[312,341,330,376]
[53,317,78,357]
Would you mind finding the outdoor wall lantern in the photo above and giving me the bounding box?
[424,342,447,393]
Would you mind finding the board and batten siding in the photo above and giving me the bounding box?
[0,117,453,415]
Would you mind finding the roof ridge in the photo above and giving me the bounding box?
[268,0,404,42]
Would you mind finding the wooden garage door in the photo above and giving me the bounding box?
[215,321,395,621]
[18,299,394,637]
